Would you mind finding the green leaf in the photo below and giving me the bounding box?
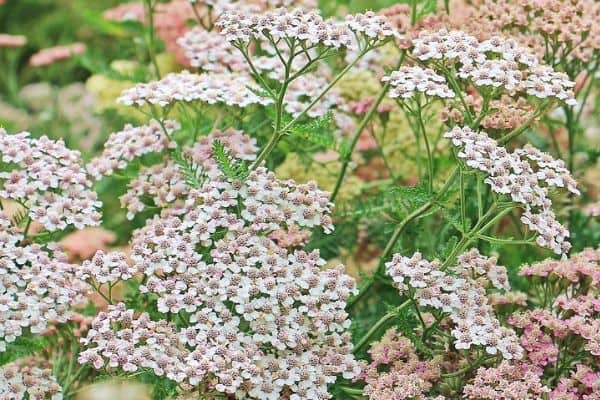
[171,149,207,189]
[0,336,49,366]
[213,140,250,181]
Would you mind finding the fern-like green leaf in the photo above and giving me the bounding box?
[172,150,207,189]
[213,140,249,180]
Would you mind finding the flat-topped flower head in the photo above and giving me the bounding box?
[0,129,101,232]
[87,120,179,179]
[177,28,247,72]
[383,66,455,99]
[117,71,272,108]
[411,29,577,105]
[344,11,402,41]
[217,8,353,49]
[80,154,359,398]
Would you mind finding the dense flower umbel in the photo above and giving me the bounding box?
[382,66,454,99]
[0,129,101,231]
[444,126,579,254]
[177,28,247,72]
[117,70,272,108]
[217,8,352,48]
[463,361,548,399]
[0,361,62,400]
[361,328,442,400]
[87,120,179,179]
[79,141,359,399]
[0,214,83,352]
[511,248,600,366]
[386,250,523,360]
[411,29,577,105]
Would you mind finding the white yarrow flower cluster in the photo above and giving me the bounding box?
[386,250,523,360]
[217,8,353,48]
[79,144,359,399]
[412,30,577,105]
[0,214,83,352]
[445,126,579,254]
[118,129,257,218]
[0,129,101,232]
[0,362,63,400]
[344,11,401,41]
[77,251,135,285]
[383,66,455,99]
[87,120,179,179]
[177,28,247,72]
[117,71,272,108]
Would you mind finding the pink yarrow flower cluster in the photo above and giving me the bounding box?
[463,361,548,399]
[28,43,86,67]
[0,129,101,232]
[361,328,442,400]
[444,126,579,254]
[386,250,522,360]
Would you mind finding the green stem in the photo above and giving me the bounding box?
[144,0,161,79]
[416,100,434,193]
[442,355,492,378]
[330,52,406,201]
[353,300,411,354]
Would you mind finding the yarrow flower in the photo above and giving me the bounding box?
[28,43,86,67]
[0,361,62,400]
[0,214,83,352]
[217,8,353,48]
[177,28,247,72]
[382,66,455,99]
[361,328,442,400]
[77,251,135,285]
[87,120,179,179]
[444,126,578,254]
[0,129,101,232]
[463,361,548,399]
[78,132,359,399]
[385,250,523,360]
[117,70,272,108]
[0,33,27,48]
[411,29,577,105]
